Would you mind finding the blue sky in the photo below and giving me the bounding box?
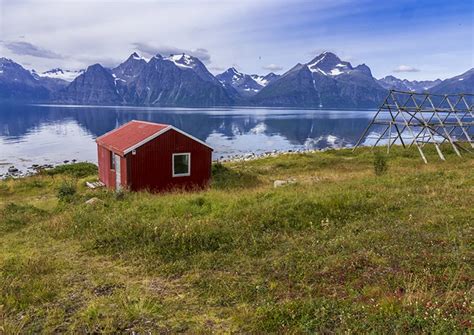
[0,0,472,80]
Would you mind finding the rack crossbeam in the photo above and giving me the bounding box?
[353,90,474,163]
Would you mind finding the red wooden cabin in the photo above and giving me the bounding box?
[96,120,213,192]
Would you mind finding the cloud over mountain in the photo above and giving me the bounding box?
[1,41,64,59]
[262,64,283,71]
[0,1,470,79]
[132,43,211,64]
[393,65,420,73]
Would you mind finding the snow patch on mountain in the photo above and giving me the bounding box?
[216,67,281,98]
[165,54,195,69]
[37,68,84,82]
[308,66,326,75]
[112,73,126,84]
[307,52,352,76]
[250,74,269,87]
[307,52,328,70]
[227,68,244,82]
[130,52,147,61]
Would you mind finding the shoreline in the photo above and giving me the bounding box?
[1,146,353,179]
[214,145,352,163]
[0,160,79,180]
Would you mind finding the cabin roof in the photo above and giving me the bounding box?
[96,120,212,156]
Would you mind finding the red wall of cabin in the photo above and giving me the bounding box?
[97,144,115,189]
[127,129,212,192]
[97,144,128,190]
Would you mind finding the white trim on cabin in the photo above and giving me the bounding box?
[114,153,122,191]
[169,125,214,150]
[122,125,214,155]
[122,126,172,155]
[172,152,191,177]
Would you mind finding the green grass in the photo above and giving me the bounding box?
[0,146,472,333]
[41,162,98,178]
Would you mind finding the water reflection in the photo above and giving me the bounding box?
[0,103,375,174]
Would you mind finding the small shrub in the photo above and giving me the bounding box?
[57,180,77,202]
[373,152,388,176]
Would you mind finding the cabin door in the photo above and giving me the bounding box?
[114,154,121,191]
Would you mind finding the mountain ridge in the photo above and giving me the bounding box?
[251,52,388,108]
[1,52,472,108]
[378,75,442,92]
[216,67,279,97]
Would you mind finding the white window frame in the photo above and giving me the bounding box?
[172,153,191,177]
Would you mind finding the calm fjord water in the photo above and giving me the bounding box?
[0,104,376,175]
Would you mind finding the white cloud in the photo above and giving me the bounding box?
[132,43,211,64]
[0,0,470,80]
[0,0,270,71]
[1,41,64,59]
[262,64,284,72]
[393,65,420,73]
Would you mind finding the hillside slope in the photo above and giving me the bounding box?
[0,147,472,333]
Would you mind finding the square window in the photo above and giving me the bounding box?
[173,153,190,177]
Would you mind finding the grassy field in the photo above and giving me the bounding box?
[0,146,472,333]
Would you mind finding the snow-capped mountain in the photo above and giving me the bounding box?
[0,57,50,100]
[57,52,234,106]
[56,63,123,105]
[252,52,387,108]
[251,73,280,87]
[2,50,473,107]
[378,75,441,92]
[216,67,280,97]
[0,57,36,81]
[112,52,147,83]
[36,68,85,82]
[162,53,223,85]
[307,52,353,76]
[121,53,233,106]
[217,68,263,96]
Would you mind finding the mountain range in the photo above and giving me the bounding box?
[216,67,280,97]
[377,76,442,92]
[1,52,472,108]
[251,52,388,108]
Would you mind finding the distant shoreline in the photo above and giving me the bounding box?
[29,103,378,112]
[1,146,353,180]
